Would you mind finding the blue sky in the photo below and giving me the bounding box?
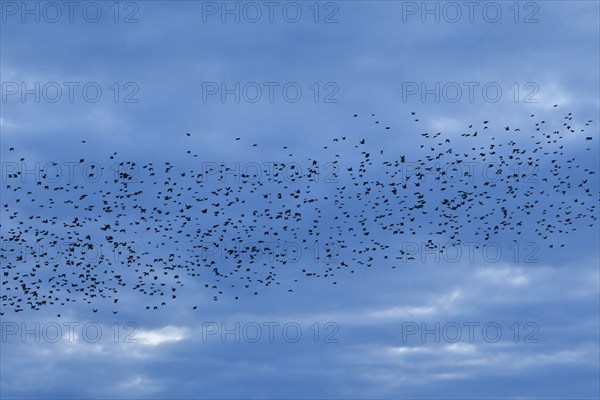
[1,1,599,399]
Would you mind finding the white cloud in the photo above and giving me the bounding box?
[475,266,529,286]
[533,81,572,109]
[117,375,162,394]
[369,305,436,320]
[0,117,17,128]
[429,116,464,134]
[387,346,433,355]
[135,325,188,346]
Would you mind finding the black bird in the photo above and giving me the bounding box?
[0,109,596,310]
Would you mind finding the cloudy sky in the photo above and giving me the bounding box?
[1,1,599,399]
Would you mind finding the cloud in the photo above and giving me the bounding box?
[135,326,188,346]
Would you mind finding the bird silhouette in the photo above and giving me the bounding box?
[0,107,597,312]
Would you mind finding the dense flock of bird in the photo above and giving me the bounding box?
[1,107,598,314]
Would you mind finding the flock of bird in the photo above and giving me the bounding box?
[1,107,598,314]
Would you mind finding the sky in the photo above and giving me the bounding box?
[1,1,599,399]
